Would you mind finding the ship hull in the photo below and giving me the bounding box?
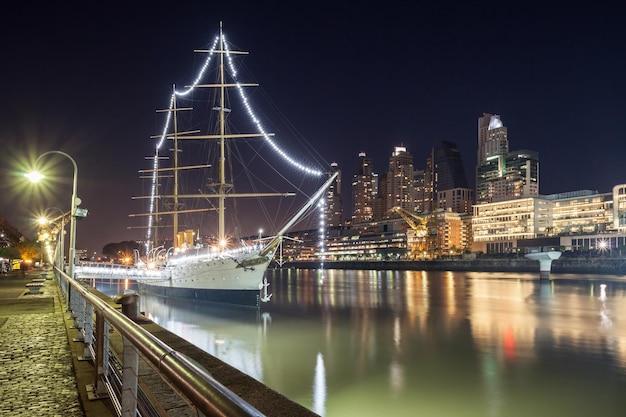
[139,283,261,307]
[137,252,272,308]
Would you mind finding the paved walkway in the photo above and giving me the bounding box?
[0,269,317,417]
[0,270,113,417]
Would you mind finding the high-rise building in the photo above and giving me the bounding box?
[413,169,427,213]
[433,141,469,190]
[476,150,539,203]
[431,141,473,213]
[352,152,376,224]
[324,162,343,228]
[384,146,417,216]
[422,156,434,213]
[475,114,539,204]
[477,113,508,166]
[504,150,539,198]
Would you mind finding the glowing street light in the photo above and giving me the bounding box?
[37,207,66,269]
[26,151,80,279]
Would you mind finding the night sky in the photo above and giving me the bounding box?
[1,1,625,255]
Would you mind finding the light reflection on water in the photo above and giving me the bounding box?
[90,270,626,417]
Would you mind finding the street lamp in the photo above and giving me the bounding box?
[26,151,79,279]
[37,207,66,269]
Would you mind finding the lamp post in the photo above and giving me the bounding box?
[27,151,79,279]
[39,207,66,269]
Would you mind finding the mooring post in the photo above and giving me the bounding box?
[524,251,562,280]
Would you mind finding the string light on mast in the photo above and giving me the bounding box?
[145,29,326,247]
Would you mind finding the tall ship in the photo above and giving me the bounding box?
[126,25,335,307]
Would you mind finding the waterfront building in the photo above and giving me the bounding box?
[472,197,552,253]
[310,210,472,260]
[351,152,376,224]
[325,230,408,260]
[472,184,626,254]
[547,189,612,235]
[613,184,626,231]
[434,210,473,254]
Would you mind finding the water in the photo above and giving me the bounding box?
[92,269,626,417]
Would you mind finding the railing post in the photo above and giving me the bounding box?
[88,310,109,400]
[73,293,85,341]
[121,335,139,417]
[80,302,94,361]
[69,284,79,317]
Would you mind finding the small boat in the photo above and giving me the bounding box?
[127,24,336,307]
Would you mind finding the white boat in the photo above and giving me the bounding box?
[127,25,336,307]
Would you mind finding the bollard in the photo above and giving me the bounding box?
[114,292,140,320]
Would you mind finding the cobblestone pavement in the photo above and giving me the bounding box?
[0,273,84,417]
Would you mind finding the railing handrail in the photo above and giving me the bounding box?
[55,266,266,417]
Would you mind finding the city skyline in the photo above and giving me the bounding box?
[1,1,625,254]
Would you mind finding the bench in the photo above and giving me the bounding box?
[25,282,45,294]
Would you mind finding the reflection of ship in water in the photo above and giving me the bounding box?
[139,294,267,381]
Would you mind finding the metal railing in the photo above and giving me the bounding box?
[54,266,266,417]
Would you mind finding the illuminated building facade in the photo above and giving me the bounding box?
[437,188,474,214]
[472,185,626,253]
[324,162,343,228]
[477,114,508,166]
[384,146,417,215]
[352,152,377,224]
[475,114,539,204]
[472,197,552,253]
[548,190,612,235]
[434,210,473,254]
[613,184,626,231]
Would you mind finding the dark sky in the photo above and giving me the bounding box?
[1,1,625,255]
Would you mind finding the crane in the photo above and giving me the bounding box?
[389,206,430,259]
[389,206,428,237]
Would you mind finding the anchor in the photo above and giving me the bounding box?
[259,277,272,302]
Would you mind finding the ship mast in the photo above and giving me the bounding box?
[132,24,297,251]
[172,92,180,244]
[218,26,227,245]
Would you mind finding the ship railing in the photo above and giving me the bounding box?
[75,262,166,281]
[53,265,266,417]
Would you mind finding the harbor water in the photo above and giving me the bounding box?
[92,269,626,417]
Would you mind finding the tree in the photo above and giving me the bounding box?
[0,246,20,260]
[14,240,42,262]
[102,241,141,260]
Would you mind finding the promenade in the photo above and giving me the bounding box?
[0,269,318,417]
[0,269,114,417]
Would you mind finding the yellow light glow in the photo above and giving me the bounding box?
[25,171,44,183]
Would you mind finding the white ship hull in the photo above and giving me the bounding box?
[140,249,273,307]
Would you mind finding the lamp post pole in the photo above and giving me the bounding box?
[45,207,66,270]
[35,151,79,279]
[40,207,65,269]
